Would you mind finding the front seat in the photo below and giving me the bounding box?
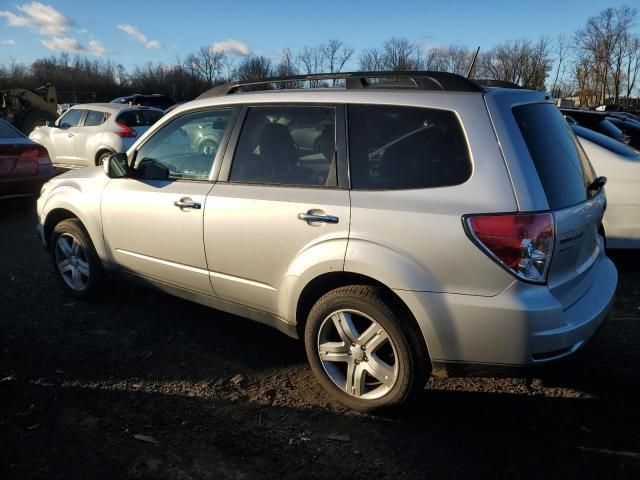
[258,122,300,183]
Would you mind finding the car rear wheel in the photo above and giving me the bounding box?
[304,285,430,412]
[51,219,105,298]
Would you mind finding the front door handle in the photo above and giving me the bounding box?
[67,132,74,137]
[297,212,339,224]
[174,198,201,209]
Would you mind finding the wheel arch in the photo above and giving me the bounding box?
[95,147,115,165]
[294,271,430,365]
[43,207,80,251]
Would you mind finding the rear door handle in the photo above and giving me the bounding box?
[174,198,201,209]
[297,212,339,224]
[67,132,74,137]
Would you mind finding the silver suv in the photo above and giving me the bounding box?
[36,72,617,411]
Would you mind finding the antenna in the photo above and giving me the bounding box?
[467,47,480,79]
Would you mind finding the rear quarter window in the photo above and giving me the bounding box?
[348,105,472,190]
[513,103,595,210]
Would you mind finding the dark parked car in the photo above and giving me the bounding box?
[0,118,54,199]
[606,116,640,149]
[111,94,176,111]
[560,108,629,144]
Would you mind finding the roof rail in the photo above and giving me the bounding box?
[197,71,484,99]
[474,79,523,89]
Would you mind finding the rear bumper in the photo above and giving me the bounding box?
[0,166,54,199]
[395,255,617,368]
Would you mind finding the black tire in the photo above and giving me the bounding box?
[50,219,105,299]
[96,150,114,166]
[304,285,430,412]
[19,109,56,135]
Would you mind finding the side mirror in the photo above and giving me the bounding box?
[103,152,129,178]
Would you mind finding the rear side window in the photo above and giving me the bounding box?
[513,103,595,209]
[116,110,163,128]
[348,105,471,190]
[84,110,107,126]
[229,106,336,187]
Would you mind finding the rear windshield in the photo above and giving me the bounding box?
[139,97,175,110]
[116,110,163,128]
[572,124,640,158]
[513,103,595,209]
[0,119,23,138]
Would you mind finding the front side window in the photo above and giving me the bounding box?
[348,105,472,190]
[134,108,236,181]
[58,109,85,128]
[229,106,336,187]
[84,110,106,126]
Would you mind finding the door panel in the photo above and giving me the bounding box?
[204,184,350,313]
[102,179,215,294]
[204,104,349,316]
[100,107,238,295]
[50,127,78,164]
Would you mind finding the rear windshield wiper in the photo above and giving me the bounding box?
[587,176,607,192]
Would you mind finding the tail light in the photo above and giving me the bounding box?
[35,146,51,165]
[18,146,51,164]
[465,212,554,284]
[115,121,136,138]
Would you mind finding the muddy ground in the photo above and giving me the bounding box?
[1,198,639,479]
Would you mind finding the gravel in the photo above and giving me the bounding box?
[1,199,639,479]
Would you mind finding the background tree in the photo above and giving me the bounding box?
[235,55,273,83]
[184,45,226,88]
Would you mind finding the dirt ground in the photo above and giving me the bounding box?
[1,198,639,479]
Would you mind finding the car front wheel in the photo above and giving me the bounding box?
[51,219,105,298]
[304,285,430,411]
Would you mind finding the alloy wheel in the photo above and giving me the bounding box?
[54,233,90,291]
[317,309,399,400]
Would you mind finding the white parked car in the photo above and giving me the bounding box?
[573,124,640,248]
[30,103,164,169]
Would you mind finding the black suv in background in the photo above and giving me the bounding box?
[111,94,176,111]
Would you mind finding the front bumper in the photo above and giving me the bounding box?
[395,255,617,367]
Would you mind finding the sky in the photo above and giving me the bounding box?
[0,0,638,71]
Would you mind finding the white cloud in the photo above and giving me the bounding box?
[41,36,105,56]
[1,39,16,45]
[212,39,251,56]
[117,24,161,49]
[0,2,73,36]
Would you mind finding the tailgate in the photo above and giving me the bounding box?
[549,193,605,306]
[510,101,605,304]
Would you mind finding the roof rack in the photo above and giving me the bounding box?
[197,71,484,99]
[474,79,523,89]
